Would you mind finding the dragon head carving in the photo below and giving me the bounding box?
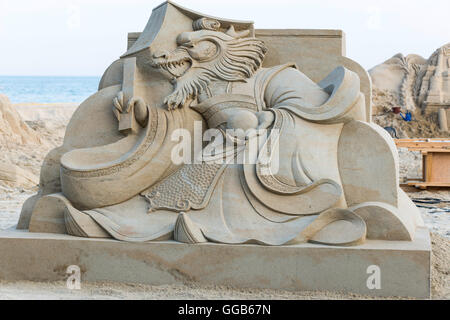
[152,18,267,110]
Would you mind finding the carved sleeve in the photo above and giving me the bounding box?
[264,66,366,124]
[264,67,330,110]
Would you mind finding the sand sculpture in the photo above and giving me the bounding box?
[16,2,424,247]
[370,43,450,132]
[0,1,430,299]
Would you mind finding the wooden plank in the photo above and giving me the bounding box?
[408,182,450,188]
[406,148,450,153]
[422,153,426,182]
[425,153,433,183]
[430,153,450,183]
[397,144,450,148]
[396,142,450,148]
[394,139,450,150]
[395,138,450,142]
[402,141,450,144]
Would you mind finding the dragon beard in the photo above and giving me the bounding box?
[159,38,267,110]
[164,68,215,110]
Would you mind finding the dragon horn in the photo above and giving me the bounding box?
[226,25,250,39]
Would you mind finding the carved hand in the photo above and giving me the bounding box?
[113,91,149,128]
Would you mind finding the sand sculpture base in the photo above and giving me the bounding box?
[0,227,430,298]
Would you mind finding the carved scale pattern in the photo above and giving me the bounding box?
[141,162,225,212]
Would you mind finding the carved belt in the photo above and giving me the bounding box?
[191,94,259,128]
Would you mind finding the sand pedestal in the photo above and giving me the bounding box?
[0,227,431,298]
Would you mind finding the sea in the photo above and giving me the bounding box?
[0,76,101,104]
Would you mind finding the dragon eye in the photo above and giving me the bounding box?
[187,40,217,61]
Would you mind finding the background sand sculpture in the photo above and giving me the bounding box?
[371,44,450,138]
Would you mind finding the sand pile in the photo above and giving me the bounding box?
[0,163,38,189]
[370,78,449,139]
[371,87,449,138]
[431,233,450,299]
[372,106,449,139]
[14,102,77,156]
[371,88,400,115]
[14,102,77,125]
[0,97,77,189]
[0,94,41,146]
[0,95,41,188]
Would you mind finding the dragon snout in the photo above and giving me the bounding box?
[152,50,170,60]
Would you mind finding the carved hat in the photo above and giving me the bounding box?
[176,18,252,46]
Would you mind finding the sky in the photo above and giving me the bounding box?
[0,0,448,76]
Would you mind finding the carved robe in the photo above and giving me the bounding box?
[65,64,367,244]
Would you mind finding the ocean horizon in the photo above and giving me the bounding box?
[0,76,101,104]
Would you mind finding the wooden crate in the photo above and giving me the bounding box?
[394,139,450,189]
